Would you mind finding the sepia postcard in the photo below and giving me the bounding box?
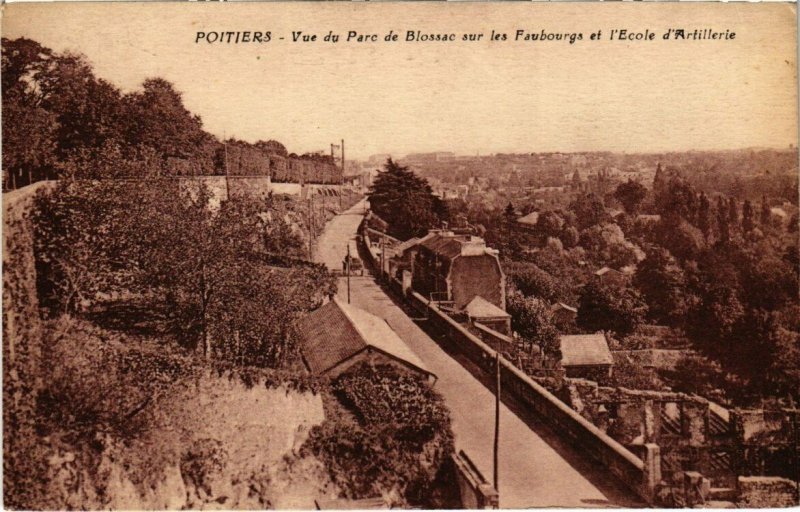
[2,2,798,509]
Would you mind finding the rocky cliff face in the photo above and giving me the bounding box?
[43,378,334,510]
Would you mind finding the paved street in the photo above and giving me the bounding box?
[313,201,642,508]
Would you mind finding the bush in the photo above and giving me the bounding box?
[505,261,569,304]
[607,356,663,390]
[577,281,648,336]
[304,364,454,507]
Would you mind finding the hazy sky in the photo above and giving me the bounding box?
[3,2,797,159]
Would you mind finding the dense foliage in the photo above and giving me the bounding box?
[368,158,448,240]
[453,158,798,405]
[506,291,561,358]
[577,281,648,336]
[305,363,454,507]
[33,179,335,368]
[1,37,339,188]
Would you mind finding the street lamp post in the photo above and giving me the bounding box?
[494,351,501,494]
[346,243,351,304]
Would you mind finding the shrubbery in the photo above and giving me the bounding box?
[33,179,335,368]
[304,364,454,507]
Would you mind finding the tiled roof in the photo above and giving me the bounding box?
[392,237,420,256]
[516,212,540,226]
[419,234,466,260]
[552,302,578,314]
[465,295,509,319]
[560,334,614,367]
[297,299,432,377]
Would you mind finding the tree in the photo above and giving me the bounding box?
[33,180,139,315]
[653,217,706,261]
[716,196,730,243]
[505,262,567,303]
[742,200,755,233]
[368,159,445,240]
[536,211,564,240]
[34,179,334,366]
[36,52,126,158]
[568,193,608,230]
[614,179,648,215]
[2,99,57,187]
[123,78,212,164]
[698,192,712,240]
[255,140,288,157]
[727,197,739,235]
[633,246,689,326]
[760,195,771,226]
[506,292,560,358]
[503,202,515,220]
[579,223,642,269]
[577,281,648,336]
[685,260,745,361]
[652,163,668,199]
[1,37,55,94]
[2,39,59,186]
[656,177,696,222]
[559,225,580,249]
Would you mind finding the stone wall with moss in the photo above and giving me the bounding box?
[2,182,56,507]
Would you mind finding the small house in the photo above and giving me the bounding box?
[297,298,435,382]
[559,333,614,380]
[464,295,511,336]
[515,212,540,232]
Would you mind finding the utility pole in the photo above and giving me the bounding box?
[494,351,501,494]
[224,130,229,177]
[340,139,345,212]
[346,243,351,304]
[380,236,386,280]
[307,197,312,260]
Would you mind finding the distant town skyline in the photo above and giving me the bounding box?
[3,3,796,161]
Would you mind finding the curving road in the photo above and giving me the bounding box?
[313,200,643,508]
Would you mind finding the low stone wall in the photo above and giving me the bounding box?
[270,182,302,195]
[3,182,60,506]
[731,408,799,480]
[226,176,273,200]
[471,322,514,353]
[452,450,498,509]
[737,476,799,507]
[178,176,229,209]
[177,177,354,204]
